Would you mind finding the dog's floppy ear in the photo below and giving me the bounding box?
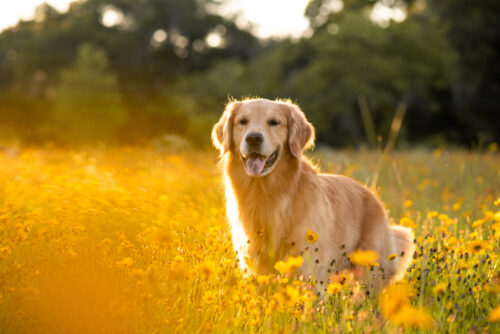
[284,102,315,158]
[212,101,242,154]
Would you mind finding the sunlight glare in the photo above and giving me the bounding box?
[0,0,70,31]
[1,0,313,38]
[100,5,124,28]
[219,0,311,39]
[224,176,248,270]
[206,32,224,48]
[370,2,408,27]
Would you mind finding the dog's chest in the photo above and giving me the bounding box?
[239,193,292,251]
[242,193,289,227]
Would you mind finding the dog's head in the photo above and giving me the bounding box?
[212,99,315,177]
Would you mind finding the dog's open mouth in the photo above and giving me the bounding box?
[242,150,278,176]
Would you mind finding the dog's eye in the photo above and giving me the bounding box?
[239,118,248,125]
[268,119,280,127]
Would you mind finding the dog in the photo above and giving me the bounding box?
[212,98,414,291]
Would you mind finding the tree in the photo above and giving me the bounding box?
[290,10,456,145]
[52,44,127,144]
[429,0,500,144]
[1,0,498,146]
[205,9,455,146]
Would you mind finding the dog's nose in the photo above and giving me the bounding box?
[245,132,264,147]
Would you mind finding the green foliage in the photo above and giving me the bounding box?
[0,0,498,146]
[290,10,457,145]
[428,0,500,143]
[53,44,127,144]
[177,10,457,146]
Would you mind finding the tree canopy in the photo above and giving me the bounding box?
[0,0,498,147]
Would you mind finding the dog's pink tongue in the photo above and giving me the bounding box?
[246,157,266,175]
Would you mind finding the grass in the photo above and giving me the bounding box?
[0,146,499,333]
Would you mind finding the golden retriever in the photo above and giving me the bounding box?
[212,98,414,291]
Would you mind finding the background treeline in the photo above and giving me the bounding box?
[0,0,498,147]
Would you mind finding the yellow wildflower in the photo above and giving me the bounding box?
[286,255,304,269]
[425,235,436,244]
[380,283,412,318]
[381,283,432,328]
[280,277,289,284]
[330,270,352,285]
[484,210,494,220]
[495,211,500,222]
[285,285,301,305]
[438,213,449,221]
[444,236,458,249]
[274,256,304,275]
[400,217,416,229]
[472,219,485,228]
[493,223,500,239]
[327,282,343,294]
[458,261,472,270]
[404,200,413,208]
[433,283,447,295]
[427,211,438,219]
[485,283,500,293]
[438,226,449,235]
[170,262,191,279]
[390,305,433,329]
[202,290,217,305]
[265,299,278,315]
[489,305,500,322]
[387,254,397,261]
[198,261,216,277]
[452,199,462,211]
[305,229,319,243]
[467,239,492,253]
[173,255,184,263]
[350,250,379,266]
[257,275,271,284]
[292,279,305,287]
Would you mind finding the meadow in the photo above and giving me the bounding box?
[0,146,499,333]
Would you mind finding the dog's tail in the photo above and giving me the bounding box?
[391,225,415,280]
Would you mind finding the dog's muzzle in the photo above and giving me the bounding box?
[242,150,279,176]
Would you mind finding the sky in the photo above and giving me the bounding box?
[0,0,71,30]
[0,0,312,38]
[215,0,311,38]
[0,1,405,38]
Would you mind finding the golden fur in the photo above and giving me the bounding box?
[212,98,414,291]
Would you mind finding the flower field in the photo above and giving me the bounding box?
[0,146,499,333]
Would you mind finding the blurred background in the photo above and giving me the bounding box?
[0,0,498,148]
